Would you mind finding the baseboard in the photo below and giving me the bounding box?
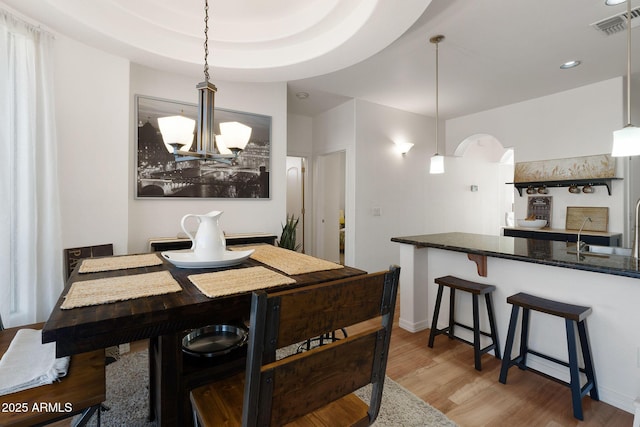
[399,317,429,333]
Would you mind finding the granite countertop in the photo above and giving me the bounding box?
[391,232,640,279]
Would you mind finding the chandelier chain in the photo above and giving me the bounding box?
[203,0,209,82]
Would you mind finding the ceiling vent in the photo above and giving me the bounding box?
[591,6,640,35]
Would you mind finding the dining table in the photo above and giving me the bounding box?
[41,245,366,426]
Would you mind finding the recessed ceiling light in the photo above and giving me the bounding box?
[295,92,309,99]
[560,60,581,69]
[605,0,626,5]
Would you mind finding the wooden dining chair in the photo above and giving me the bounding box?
[0,315,106,426]
[190,265,400,427]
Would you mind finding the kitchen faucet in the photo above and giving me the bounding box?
[576,216,592,254]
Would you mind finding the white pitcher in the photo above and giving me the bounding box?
[180,211,226,259]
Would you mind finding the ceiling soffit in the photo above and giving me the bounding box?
[4,0,431,82]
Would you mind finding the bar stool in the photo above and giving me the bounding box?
[428,275,501,371]
[498,292,599,420]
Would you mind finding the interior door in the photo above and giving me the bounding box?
[315,151,345,263]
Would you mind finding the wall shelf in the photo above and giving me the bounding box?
[506,178,622,196]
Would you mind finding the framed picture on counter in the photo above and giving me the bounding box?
[134,95,271,199]
[527,196,551,228]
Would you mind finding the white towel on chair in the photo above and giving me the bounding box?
[0,328,70,396]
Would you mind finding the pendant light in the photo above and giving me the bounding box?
[611,0,640,157]
[159,0,251,164]
[429,35,445,174]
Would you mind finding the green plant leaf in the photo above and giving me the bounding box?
[277,213,301,251]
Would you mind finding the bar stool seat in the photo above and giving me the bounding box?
[428,275,500,371]
[498,292,599,421]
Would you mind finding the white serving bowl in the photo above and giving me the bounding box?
[517,219,547,229]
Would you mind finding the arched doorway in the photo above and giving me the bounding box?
[454,134,515,232]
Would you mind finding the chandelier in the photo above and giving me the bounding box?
[159,0,251,164]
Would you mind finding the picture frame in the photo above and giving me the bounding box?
[135,94,271,199]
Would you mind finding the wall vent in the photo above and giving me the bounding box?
[591,6,640,35]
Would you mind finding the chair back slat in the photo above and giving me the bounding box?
[271,271,387,350]
[266,329,381,426]
[242,265,400,427]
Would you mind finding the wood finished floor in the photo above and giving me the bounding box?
[384,323,633,427]
[54,308,634,427]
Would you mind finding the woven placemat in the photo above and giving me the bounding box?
[79,253,163,273]
[189,266,296,298]
[230,244,344,275]
[61,270,181,309]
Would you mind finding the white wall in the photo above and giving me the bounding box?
[311,101,355,263]
[425,156,506,236]
[446,78,627,237]
[308,99,437,273]
[354,100,435,271]
[128,64,287,253]
[287,113,313,156]
[55,35,130,254]
[352,100,433,272]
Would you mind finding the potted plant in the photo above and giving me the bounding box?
[277,214,301,251]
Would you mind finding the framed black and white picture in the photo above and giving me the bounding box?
[135,95,271,199]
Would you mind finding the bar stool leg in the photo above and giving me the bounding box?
[485,292,501,360]
[499,304,520,383]
[472,294,482,370]
[448,288,456,339]
[577,320,599,401]
[428,285,444,348]
[518,308,530,370]
[566,319,584,420]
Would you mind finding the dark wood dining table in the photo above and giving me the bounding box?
[42,253,366,426]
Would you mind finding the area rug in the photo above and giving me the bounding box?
[84,350,457,427]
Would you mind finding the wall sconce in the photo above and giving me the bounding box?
[394,140,414,155]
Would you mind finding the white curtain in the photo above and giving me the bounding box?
[0,10,63,327]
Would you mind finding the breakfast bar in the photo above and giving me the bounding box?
[391,232,640,414]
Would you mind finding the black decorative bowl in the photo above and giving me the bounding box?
[182,324,248,358]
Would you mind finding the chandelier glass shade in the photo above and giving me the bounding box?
[158,115,196,153]
[219,121,252,151]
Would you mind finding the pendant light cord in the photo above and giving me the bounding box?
[626,0,631,126]
[430,35,444,155]
[435,39,439,154]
